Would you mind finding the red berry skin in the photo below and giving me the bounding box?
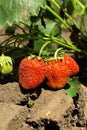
[46,60,69,89]
[18,57,47,89]
[63,55,80,76]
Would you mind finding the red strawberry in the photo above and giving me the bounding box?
[46,60,69,89]
[18,57,47,89]
[63,55,80,76]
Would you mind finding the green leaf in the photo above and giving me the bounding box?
[61,0,70,7]
[0,0,46,28]
[5,26,15,35]
[37,18,61,36]
[48,0,60,14]
[71,0,78,10]
[0,0,25,28]
[33,18,61,53]
[62,0,74,15]
[33,34,44,53]
[64,78,81,97]
[28,0,46,16]
[80,0,87,5]
[80,5,87,15]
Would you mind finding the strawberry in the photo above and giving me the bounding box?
[46,60,69,89]
[18,56,47,89]
[46,55,80,89]
[63,55,80,76]
[0,54,13,74]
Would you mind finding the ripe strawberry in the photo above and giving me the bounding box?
[46,60,69,89]
[63,55,80,76]
[18,57,47,89]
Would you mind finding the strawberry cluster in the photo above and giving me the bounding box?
[18,55,79,90]
[46,55,79,89]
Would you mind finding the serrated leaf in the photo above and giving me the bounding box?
[64,78,81,97]
[0,0,46,28]
[0,0,25,27]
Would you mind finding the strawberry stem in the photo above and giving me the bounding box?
[54,48,63,59]
[44,34,81,52]
[52,36,81,52]
[38,41,51,57]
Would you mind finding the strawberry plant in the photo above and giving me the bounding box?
[0,0,87,97]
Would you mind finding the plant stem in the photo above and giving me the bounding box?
[38,41,51,57]
[76,0,84,9]
[54,48,63,59]
[51,0,60,9]
[51,0,80,30]
[64,12,80,30]
[44,34,81,52]
[15,23,27,34]
[52,36,81,52]
[46,5,70,30]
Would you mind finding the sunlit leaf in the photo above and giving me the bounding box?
[0,0,46,28]
[64,77,81,97]
[28,0,46,16]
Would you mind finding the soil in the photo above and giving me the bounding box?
[0,29,87,130]
[0,82,87,130]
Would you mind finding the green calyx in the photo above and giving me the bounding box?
[0,54,13,74]
[46,48,65,63]
[27,54,42,60]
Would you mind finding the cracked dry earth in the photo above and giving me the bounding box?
[0,82,87,130]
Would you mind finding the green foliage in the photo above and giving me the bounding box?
[28,0,46,16]
[0,0,25,28]
[0,0,87,28]
[37,18,61,36]
[5,26,15,35]
[65,78,81,97]
[0,0,86,55]
[0,0,46,28]
[33,18,61,52]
